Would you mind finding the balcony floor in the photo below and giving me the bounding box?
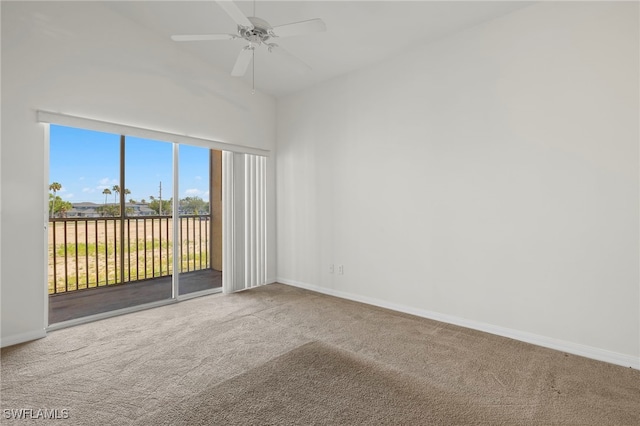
[49,269,222,325]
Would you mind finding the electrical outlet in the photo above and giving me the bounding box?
[329,264,334,274]
[338,265,344,275]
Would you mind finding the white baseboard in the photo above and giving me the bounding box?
[1,329,47,349]
[276,277,640,370]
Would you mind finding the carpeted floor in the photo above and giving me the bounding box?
[133,341,520,426]
[1,283,639,425]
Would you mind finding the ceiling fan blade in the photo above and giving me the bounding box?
[272,18,326,38]
[171,34,237,42]
[268,44,312,74]
[215,0,253,29]
[231,47,254,76]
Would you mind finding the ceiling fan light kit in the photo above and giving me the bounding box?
[171,0,326,93]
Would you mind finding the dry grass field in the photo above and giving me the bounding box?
[48,217,210,294]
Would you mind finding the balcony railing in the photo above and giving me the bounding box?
[48,215,211,295]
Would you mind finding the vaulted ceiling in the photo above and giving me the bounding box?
[106,1,534,97]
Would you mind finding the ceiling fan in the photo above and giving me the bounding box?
[171,0,326,91]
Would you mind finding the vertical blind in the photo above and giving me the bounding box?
[222,152,267,293]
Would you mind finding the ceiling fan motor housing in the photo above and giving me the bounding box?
[240,17,274,44]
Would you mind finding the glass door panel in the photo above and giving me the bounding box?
[124,136,175,301]
[178,145,222,296]
[48,126,172,324]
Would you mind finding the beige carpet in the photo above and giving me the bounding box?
[133,341,513,426]
[1,283,639,425]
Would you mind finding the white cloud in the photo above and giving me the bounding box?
[82,187,94,193]
[184,188,203,197]
[98,177,117,187]
[194,176,202,181]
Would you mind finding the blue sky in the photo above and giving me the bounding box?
[50,125,210,204]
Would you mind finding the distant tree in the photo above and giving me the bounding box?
[179,196,208,215]
[97,204,119,217]
[102,188,112,206]
[48,193,55,213]
[140,199,146,204]
[112,185,120,204]
[57,201,72,218]
[49,194,71,218]
[148,198,172,215]
[49,182,62,218]
[129,199,136,204]
[161,200,172,215]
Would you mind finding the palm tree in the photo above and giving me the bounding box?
[102,188,112,206]
[58,202,71,218]
[49,182,61,218]
[112,185,120,204]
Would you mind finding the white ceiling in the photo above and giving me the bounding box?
[106,1,534,97]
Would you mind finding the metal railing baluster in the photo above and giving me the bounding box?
[48,213,212,295]
[85,220,89,289]
[74,221,79,291]
[63,221,68,293]
[52,221,58,294]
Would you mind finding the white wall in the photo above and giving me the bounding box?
[1,2,277,346]
[277,2,640,366]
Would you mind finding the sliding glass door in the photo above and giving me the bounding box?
[48,126,223,325]
[47,119,267,325]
